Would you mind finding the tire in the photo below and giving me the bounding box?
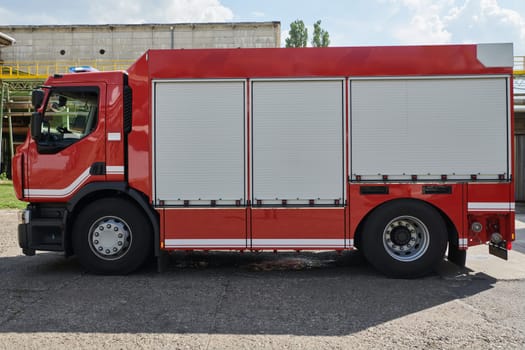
[72,198,152,274]
[361,199,447,278]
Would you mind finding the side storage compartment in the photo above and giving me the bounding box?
[153,80,248,248]
[250,79,346,247]
[154,80,246,206]
[350,77,510,181]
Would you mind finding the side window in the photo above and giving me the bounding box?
[37,87,99,153]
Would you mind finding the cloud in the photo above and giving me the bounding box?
[388,0,454,43]
[88,0,234,24]
[387,0,525,53]
[445,0,525,53]
[0,0,234,25]
[478,0,525,40]
[394,13,451,43]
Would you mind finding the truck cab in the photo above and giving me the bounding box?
[13,71,137,261]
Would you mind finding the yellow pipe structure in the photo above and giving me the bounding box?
[514,56,525,77]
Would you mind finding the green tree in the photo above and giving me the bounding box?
[285,20,308,48]
[312,20,330,47]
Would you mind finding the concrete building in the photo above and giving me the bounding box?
[0,22,280,65]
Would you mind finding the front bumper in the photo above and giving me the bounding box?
[18,207,67,255]
[18,209,35,255]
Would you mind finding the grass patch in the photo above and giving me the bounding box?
[0,181,27,209]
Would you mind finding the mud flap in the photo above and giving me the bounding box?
[489,242,508,260]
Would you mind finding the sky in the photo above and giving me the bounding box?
[0,0,524,55]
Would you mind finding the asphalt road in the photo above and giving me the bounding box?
[0,209,525,349]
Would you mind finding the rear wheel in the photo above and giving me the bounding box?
[73,198,152,274]
[361,200,447,278]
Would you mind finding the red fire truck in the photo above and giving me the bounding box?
[13,43,515,277]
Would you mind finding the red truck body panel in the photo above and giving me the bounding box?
[13,44,515,276]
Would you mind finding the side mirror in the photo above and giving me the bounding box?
[31,89,44,109]
[31,112,42,140]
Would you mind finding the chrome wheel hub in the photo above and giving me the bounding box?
[89,216,131,261]
[383,215,430,262]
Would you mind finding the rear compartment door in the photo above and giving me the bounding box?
[350,77,510,181]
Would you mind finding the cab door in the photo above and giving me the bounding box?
[25,84,106,201]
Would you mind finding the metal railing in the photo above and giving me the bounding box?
[514,56,525,76]
[0,59,135,80]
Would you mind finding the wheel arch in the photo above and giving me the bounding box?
[353,197,459,251]
[66,182,160,257]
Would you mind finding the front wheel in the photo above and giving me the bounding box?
[72,198,152,274]
[361,200,447,278]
